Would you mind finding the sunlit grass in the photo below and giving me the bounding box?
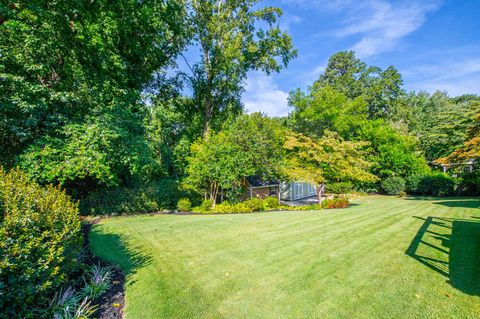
[90,196,480,318]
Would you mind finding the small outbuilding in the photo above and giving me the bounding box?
[244,176,317,201]
[244,176,281,200]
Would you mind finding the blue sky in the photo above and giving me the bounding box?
[243,0,480,117]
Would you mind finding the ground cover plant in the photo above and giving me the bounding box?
[90,197,480,318]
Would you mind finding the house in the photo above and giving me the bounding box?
[244,176,316,201]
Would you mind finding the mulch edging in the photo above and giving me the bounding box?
[82,222,125,319]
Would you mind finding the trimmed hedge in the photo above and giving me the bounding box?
[0,168,82,318]
[381,176,406,196]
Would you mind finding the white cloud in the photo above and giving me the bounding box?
[281,0,441,58]
[336,0,441,58]
[403,57,480,96]
[243,73,291,117]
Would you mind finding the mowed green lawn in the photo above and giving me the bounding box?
[90,197,480,318]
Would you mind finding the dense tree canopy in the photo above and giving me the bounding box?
[183,113,284,203]
[0,0,189,192]
[315,51,404,119]
[283,131,377,202]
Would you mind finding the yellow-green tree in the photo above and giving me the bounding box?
[283,131,377,202]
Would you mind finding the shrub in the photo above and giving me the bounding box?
[243,198,266,212]
[81,264,113,300]
[0,168,82,318]
[326,182,353,194]
[79,179,186,215]
[196,202,253,214]
[420,173,456,197]
[200,199,214,211]
[405,174,423,193]
[399,191,407,198]
[321,197,350,209]
[381,176,406,196]
[264,196,280,210]
[177,198,192,212]
[406,173,456,196]
[278,204,321,211]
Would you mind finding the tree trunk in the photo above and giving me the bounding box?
[317,183,326,204]
[203,98,213,139]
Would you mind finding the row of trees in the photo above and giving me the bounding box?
[1,1,479,207]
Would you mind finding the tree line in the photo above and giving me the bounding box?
[1,1,479,210]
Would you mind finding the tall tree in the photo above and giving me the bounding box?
[183,113,284,203]
[283,131,377,202]
[1,0,189,189]
[316,51,404,119]
[183,0,296,137]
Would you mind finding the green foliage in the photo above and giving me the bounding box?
[289,85,368,139]
[0,168,82,317]
[283,130,377,199]
[81,264,113,300]
[177,198,192,212]
[0,0,189,168]
[405,92,479,161]
[407,173,456,197]
[381,176,406,196]
[326,182,353,194]
[264,196,280,210]
[186,0,297,135]
[316,51,404,119]
[279,204,322,211]
[321,197,350,209]
[79,179,184,215]
[18,112,159,196]
[288,66,429,180]
[194,202,254,214]
[359,120,430,179]
[243,198,266,212]
[199,200,214,212]
[183,113,284,202]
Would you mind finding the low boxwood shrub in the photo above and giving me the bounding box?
[0,168,82,318]
[381,176,406,196]
[264,196,280,210]
[177,198,192,212]
[243,198,266,212]
[326,182,353,194]
[321,197,350,209]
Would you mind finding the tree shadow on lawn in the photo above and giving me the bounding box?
[90,227,152,281]
[405,196,480,209]
[406,216,480,295]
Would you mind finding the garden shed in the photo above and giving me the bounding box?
[244,176,281,199]
[244,176,317,201]
[280,181,317,201]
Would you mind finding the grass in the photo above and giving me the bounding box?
[89,196,480,318]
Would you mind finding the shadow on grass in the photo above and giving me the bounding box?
[433,199,480,209]
[90,228,152,279]
[406,216,480,295]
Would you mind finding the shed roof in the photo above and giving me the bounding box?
[245,175,280,188]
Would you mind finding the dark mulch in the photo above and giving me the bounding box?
[82,222,125,319]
